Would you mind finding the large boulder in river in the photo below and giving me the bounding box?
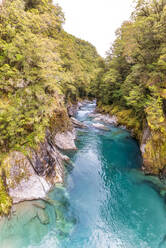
[90,113,117,125]
[92,123,109,131]
[71,117,87,129]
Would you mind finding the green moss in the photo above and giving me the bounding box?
[1,151,32,188]
[49,107,72,134]
[0,152,32,216]
[97,103,142,139]
[143,130,166,175]
[0,169,12,216]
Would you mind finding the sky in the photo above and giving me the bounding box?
[54,0,134,57]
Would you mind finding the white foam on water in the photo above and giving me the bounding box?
[28,232,60,248]
[77,110,91,117]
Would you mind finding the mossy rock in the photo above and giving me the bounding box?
[49,107,72,134]
[0,177,12,216]
[143,131,166,174]
[97,103,142,139]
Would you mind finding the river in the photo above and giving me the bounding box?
[1,102,166,248]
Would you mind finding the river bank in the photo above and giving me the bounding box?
[95,103,166,178]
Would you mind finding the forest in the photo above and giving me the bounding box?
[0,0,101,157]
[95,0,166,175]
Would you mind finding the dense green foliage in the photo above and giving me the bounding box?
[0,0,101,157]
[96,0,166,134]
[94,0,166,175]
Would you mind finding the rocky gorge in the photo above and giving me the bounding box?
[1,0,166,247]
[1,98,166,217]
[1,101,166,248]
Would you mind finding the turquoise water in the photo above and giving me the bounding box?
[1,102,166,248]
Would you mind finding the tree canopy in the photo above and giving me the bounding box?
[95,0,166,130]
[94,0,166,175]
[0,0,101,157]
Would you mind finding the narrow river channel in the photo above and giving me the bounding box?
[1,102,166,248]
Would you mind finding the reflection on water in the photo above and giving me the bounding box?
[1,101,166,248]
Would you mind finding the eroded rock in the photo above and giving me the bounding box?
[32,200,46,209]
[71,117,87,128]
[2,134,72,204]
[93,114,117,125]
[37,208,49,225]
[88,113,101,118]
[67,104,78,117]
[54,129,77,150]
[92,123,109,131]
[139,122,166,176]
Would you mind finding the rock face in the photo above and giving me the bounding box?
[54,129,77,150]
[140,125,151,154]
[1,125,77,207]
[3,135,71,204]
[67,103,78,117]
[141,126,166,176]
[8,152,51,204]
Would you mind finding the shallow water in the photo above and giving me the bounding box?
[1,102,166,248]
